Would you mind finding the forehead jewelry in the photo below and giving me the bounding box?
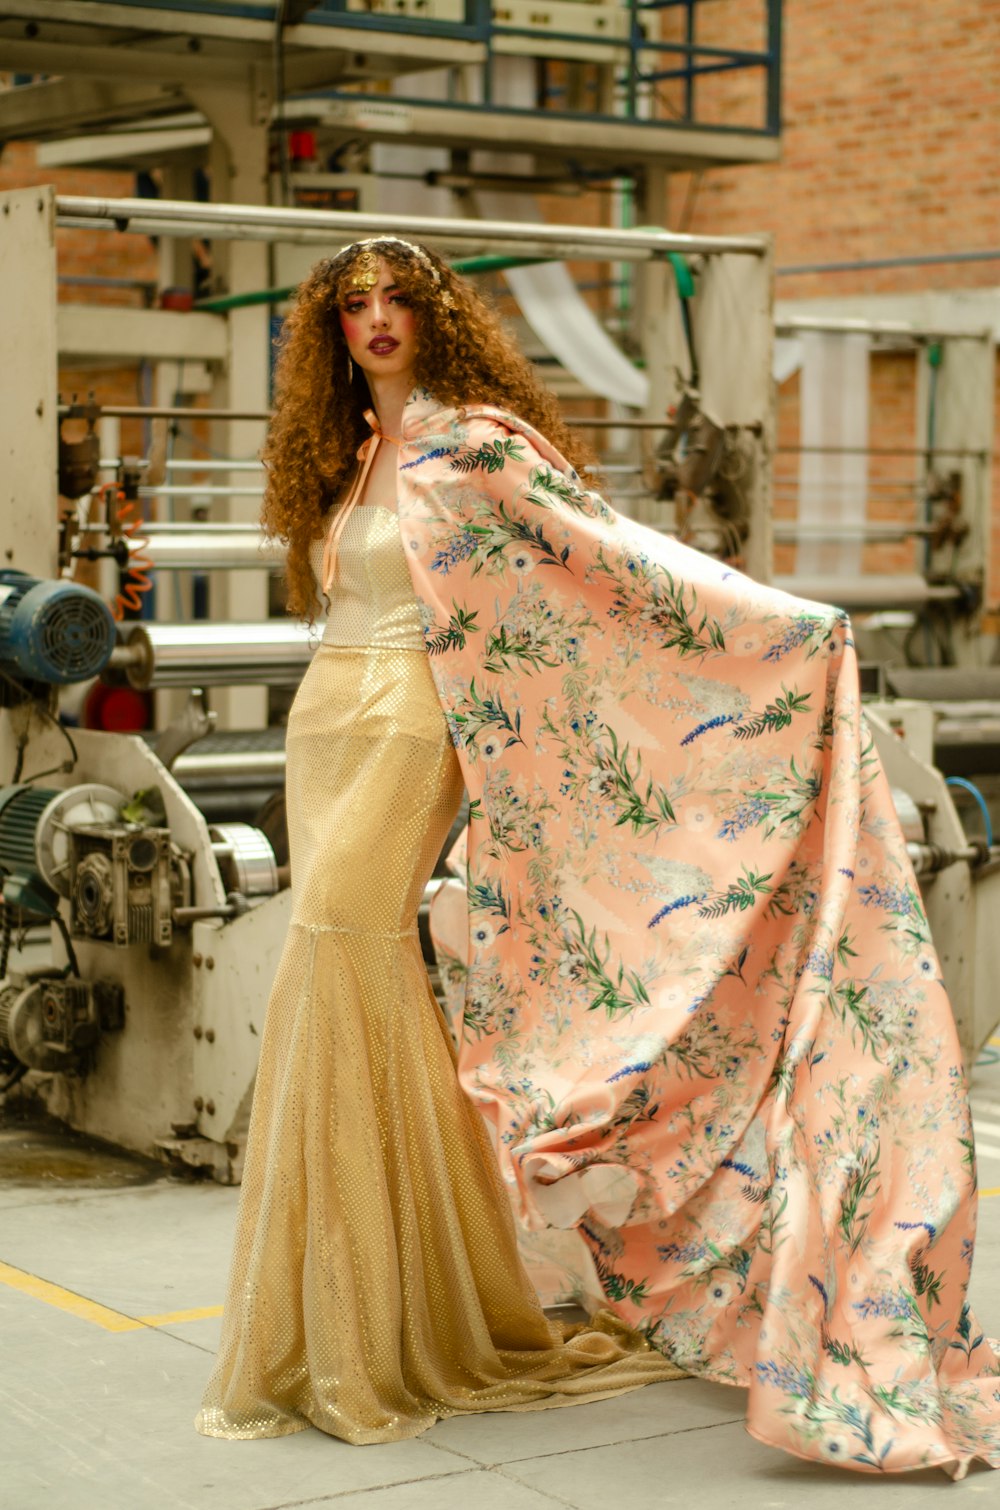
[343,244,380,292]
[338,236,443,286]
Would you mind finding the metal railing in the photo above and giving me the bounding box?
[105,0,783,137]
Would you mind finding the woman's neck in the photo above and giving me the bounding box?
[366,370,415,438]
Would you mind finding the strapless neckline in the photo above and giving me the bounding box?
[309,506,424,651]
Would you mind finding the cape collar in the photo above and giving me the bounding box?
[399,386,575,477]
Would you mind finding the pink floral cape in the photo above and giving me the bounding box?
[390,387,1000,1474]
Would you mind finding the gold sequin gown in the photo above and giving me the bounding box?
[196,505,682,1444]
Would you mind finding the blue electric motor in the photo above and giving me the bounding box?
[0,570,115,685]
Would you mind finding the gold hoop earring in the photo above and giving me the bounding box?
[347,353,354,383]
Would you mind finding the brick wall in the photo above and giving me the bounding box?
[668,0,999,299]
[664,0,999,605]
[0,140,158,304]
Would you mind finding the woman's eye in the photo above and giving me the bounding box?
[390,293,411,306]
[344,301,364,314]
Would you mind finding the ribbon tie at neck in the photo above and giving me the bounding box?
[321,408,401,595]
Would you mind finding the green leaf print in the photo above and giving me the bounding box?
[837,1144,880,1255]
[468,879,510,922]
[449,437,527,474]
[465,500,572,574]
[824,1336,871,1368]
[524,464,614,521]
[835,930,858,967]
[425,602,480,655]
[452,678,526,751]
[593,547,727,658]
[593,726,677,835]
[565,910,652,1019]
[732,686,811,740]
[482,624,564,676]
[910,1258,944,1309]
[831,979,879,1056]
[698,867,773,921]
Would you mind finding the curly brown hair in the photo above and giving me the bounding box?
[261,237,595,618]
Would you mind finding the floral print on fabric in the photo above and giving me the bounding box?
[395,389,1000,1476]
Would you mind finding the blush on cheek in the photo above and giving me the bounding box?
[339,312,363,347]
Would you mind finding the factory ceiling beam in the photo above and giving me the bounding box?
[0,75,186,141]
[298,98,780,173]
[0,39,268,85]
[0,36,432,91]
[0,2,483,67]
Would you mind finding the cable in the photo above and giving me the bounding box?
[11,734,27,784]
[1,668,77,781]
[0,1062,28,1094]
[53,912,81,979]
[945,776,994,848]
[21,699,78,783]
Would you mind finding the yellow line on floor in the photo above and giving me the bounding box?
[982,1187,1000,1198]
[0,1260,145,1332]
[138,1305,223,1326]
[0,1261,223,1332]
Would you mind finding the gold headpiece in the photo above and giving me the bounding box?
[335,236,456,309]
[338,236,442,284]
[345,244,381,292]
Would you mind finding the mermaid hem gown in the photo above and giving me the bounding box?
[195,506,682,1444]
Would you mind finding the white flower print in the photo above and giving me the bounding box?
[706,1274,738,1306]
[913,951,938,982]
[509,546,536,575]
[480,735,504,762]
[683,802,715,836]
[470,920,497,953]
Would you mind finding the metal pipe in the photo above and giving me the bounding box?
[99,458,264,473]
[164,459,263,472]
[174,749,287,782]
[771,522,935,542]
[79,522,259,534]
[172,903,244,924]
[133,532,284,570]
[64,405,271,422]
[772,574,962,611]
[775,315,992,342]
[112,621,320,690]
[777,250,1000,277]
[773,444,989,458]
[906,841,981,878]
[139,485,265,499]
[772,480,924,490]
[55,195,768,260]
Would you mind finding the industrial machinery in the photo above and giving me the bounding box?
[0,570,116,691]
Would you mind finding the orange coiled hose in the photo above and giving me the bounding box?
[98,483,154,621]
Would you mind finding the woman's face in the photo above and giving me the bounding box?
[338,258,417,385]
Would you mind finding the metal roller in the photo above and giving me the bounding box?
[173,748,287,782]
[209,823,279,897]
[111,621,321,689]
[130,532,285,571]
[772,574,962,612]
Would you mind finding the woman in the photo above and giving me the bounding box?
[195,238,684,1448]
[198,237,1000,1474]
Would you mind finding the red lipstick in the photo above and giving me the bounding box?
[368,337,398,355]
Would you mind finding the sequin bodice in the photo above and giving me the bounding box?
[310,506,424,650]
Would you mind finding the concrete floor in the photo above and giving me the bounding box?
[2,1049,1000,1510]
